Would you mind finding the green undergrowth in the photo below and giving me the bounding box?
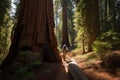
[75,50,120,74]
[2,61,41,80]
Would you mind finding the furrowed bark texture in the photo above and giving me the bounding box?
[1,0,61,69]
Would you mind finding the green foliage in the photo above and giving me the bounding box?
[74,0,100,51]
[93,41,111,54]
[66,0,76,47]
[97,31,120,43]
[0,17,13,62]
[73,0,88,49]
[14,67,34,80]
[93,31,120,54]
[0,0,12,62]
[10,61,42,80]
[0,0,11,25]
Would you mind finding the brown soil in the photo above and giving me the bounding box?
[1,50,120,80]
[66,51,120,80]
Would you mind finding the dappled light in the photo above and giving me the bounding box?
[0,0,120,80]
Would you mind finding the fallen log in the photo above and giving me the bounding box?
[68,59,89,80]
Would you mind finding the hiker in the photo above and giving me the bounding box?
[62,44,69,61]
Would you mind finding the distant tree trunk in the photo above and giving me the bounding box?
[116,0,120,33]
[86,0,100,52]
[82,34,85,54]
[104,0,109,32]
[112,1,117,32]
[67,0,76,48]
[1,0,61,69]
[61,0,70,47]
[99,0,105,32]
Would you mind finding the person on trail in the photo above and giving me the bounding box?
[62,44,69,61]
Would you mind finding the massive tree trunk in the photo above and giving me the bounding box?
[1,0,61,69]
[61,0,70,47]
[85,0,100,52]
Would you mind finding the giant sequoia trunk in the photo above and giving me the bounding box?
[1,0,61,69]
[61,0,70,47]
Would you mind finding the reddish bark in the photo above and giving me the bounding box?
[61,0,70,47]
[1,0,61,69]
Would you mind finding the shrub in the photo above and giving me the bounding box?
[11,62,37,80]
[93,41,111,54]
[13,67,34,80]
[100,52,120,73]
[93,31,120,54]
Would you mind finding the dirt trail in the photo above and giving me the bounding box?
[66,51,120,80]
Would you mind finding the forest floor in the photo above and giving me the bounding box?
[0,62,71,80]
[0,50,120,80]
[66,50,120,80]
